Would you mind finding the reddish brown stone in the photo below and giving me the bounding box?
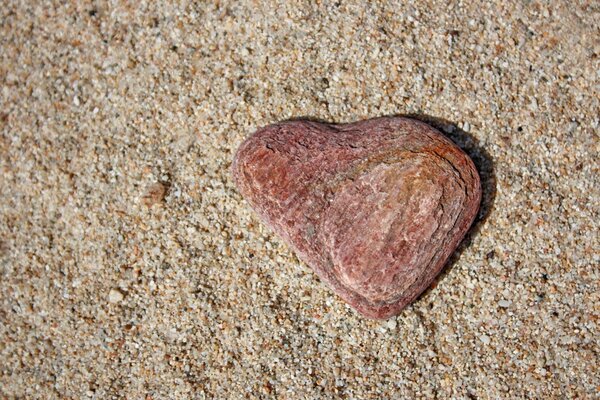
[142,182,168,207]
[232,117,481,319]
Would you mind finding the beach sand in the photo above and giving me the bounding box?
[1,1,598,398]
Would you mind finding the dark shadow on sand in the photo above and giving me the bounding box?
[402,114,496,306]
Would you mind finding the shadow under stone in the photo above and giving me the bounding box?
[400,113,497,306]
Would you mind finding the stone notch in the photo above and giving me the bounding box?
[232,117,481,319]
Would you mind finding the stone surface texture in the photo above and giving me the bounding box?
[233,117,481,319]
[1,1,598,399]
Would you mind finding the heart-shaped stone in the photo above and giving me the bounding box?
[232,117,481,319]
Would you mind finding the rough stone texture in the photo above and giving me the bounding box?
[1,1,599,399]
[233,117,481,319]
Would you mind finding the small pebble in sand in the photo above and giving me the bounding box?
[142,182,168,207]
[498,299,511,308]
[232,117,481,319]
[108,288,124,303]
[479,334,491,345]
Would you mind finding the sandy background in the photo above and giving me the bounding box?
[1,1,598,399]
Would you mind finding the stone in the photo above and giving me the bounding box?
[498,299,511,308]
[232,117,481,319]
[141,182,168,207]
[479,334,491,345]
[108,288,124,303]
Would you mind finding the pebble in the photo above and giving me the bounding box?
[108,288,124,303]
[498,299,511,308]
[232,117,481,319]
[480,334,491,345]
[142,182,168,207]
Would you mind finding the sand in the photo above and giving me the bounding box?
[1,1,598,398]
